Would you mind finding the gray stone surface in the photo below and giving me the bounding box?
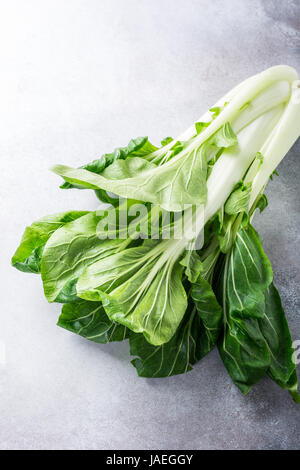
[0,0,299,450]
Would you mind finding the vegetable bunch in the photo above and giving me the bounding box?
[12,66,300,401]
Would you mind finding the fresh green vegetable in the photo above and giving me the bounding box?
[41,212,125,303]
[60,136,158,205]
[12,66,300,402]
[12,211,88,273]
[52,122,237,212]
[58,300,129,343]
[130,274,223,378]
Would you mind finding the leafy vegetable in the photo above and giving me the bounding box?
[261,284,300,402]
[12,211,88,273]
[58,300,129,343]
[52,122,238,212]
[224,182,252,215]
[161,136,173,147]
[130,275,222,377]
[129,308,204,377]
[60,136,157,190]
[41,212,125,303]
[76,241,188,345]
[12,65,300,402]
[195,122,210,134]
[60,136,158,205]
[217,225,273,393]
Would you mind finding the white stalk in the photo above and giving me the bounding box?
[231,80,289,133]
[52,66,299,226]
[148,65,297,159]
[249,80,300,208]
[204,104,284,222]
[174,103,286,252]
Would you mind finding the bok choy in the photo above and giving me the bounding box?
[12,65,300,402]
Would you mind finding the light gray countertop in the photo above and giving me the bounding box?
[0,0,299,450]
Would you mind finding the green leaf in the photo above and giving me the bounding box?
[269,169,279,181]
[218,295,271,394]
[191,275,223,352]
[52,123,237,212]
[11,211,89,274]
[94,189,119,206]
[60,136,157,190]
[170,140,185,155]
[223,224,273,319]
[62,136,158,205]
[57,300,129,343]
[77,241,188,345]
[209,106,222,118]
[217,228,299,400]
[217,224,273,394]
[250,193,268,215]
[77,243,155,301]
[195,121,210,134]
[101,156,157,179]
[283,371,300,404]
[41,212,125,303]
[210,122,237,148]
[209,102,228,119]
[218,217,235,254]
[180,250,202,283]
[93,261,187,345]
[218,212,248,255]
[161,137,173,146]
[94,156,156,206]
[225,182,252,215]
[259,283,300,402]
[130,305,202,377]
[130,276,222,377]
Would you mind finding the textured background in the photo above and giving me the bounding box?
[0,0,299,450]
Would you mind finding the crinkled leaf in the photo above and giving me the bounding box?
[180,250,202,283]
[250,193,268,216]
[77,242,188,345]
[130,305,202,377]
[191,275,223,351]
[217,224,273,394]
[210,122,236,148]
[218,285,270,394]
[222,224,273,319]
[12,211,88,274]
[52,123,237,212]
[94,157,156,205]
[161,137,173,146]
[41,212,124,303]
[77,244,155,301]
[94,189,119,206]
[57,300,129,343]
[61,136,157,190]
[225,182,252,215]
[260,283,300,402]
[101,156,157,179]
[170,140,185,156]
[130,276,222,377]
[218,217,235,254]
